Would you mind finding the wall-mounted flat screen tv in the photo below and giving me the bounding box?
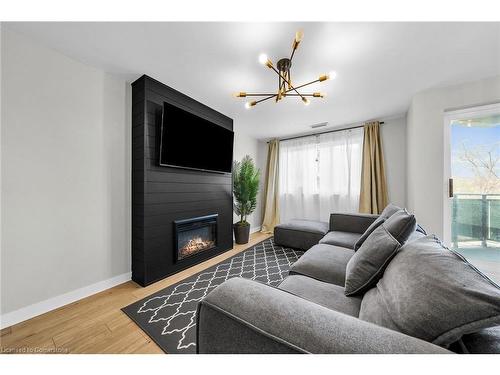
[159,102,234,173]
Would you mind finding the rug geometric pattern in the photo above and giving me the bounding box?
[122,238,303,353]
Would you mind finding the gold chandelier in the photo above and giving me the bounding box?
[234,30,336,108]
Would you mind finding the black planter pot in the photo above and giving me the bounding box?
[233,223,251,245]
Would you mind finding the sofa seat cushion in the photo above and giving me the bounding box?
[274,219,329,250]
[359,235,500,347]
[279,275,362,317]
[289,244,354,287]
[319,231,361,249]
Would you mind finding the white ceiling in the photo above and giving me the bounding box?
[5,22,500,140]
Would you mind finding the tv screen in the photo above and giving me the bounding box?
[159,102,234,173]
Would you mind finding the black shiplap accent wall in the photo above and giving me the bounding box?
[132,75,233,286]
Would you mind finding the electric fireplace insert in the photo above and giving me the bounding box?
[174,214,218,262]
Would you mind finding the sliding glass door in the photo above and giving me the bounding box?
[445,104,500,283]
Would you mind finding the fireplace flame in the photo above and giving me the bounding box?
[180,236,215,257]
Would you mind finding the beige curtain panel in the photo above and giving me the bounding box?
[261,139,280,233]
[359,121,389,214]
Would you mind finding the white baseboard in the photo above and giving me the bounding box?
[0,272,131,329]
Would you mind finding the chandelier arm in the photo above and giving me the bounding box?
[255,94,278,104]
[290,48,296,62]
[270,66,306,100]
[283,93,318,97]
[283,78,321,94]
[281,72,287,92]
[240,77,323,98]
[244,93,279,97]
[290,35,300,62]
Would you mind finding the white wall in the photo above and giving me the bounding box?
[232,123,267,232]
[1,29,131,318]
[406,76,500,238]
[0,29,267,325]
[380,116,407,208]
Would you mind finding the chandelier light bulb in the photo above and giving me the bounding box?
[328,71,337,80]
[258,53,268,65]
[295,30,304,43]
[302,97,310,106]
[245,101,256,109]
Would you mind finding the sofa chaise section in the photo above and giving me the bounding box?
[273,219,329,250]
[274,213,378,251]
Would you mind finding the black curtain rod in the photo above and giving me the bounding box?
[267,122,385,143]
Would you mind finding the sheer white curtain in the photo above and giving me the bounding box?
[279,128,363,223]
[279,136,319,222]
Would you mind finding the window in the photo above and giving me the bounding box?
[279,128,363,223]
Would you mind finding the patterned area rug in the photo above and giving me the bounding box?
[122,237,303,354]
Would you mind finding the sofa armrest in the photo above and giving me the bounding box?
[196,278,451,354]
[329,212,379,233]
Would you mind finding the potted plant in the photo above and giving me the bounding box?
[232,155,260,244]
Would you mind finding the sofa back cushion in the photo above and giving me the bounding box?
[345,225,400,296]
[329,213,378,234]
[359,235,500,347]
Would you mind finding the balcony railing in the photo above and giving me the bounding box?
[451,194,500,248]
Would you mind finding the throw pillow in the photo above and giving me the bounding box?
[353,218,386,251]
[344,225,401,296]
[383,209,417,245]
[353,203,401,251]
[359,235,500,347]
[379,203,401,219]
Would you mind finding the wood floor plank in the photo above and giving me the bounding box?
[77,322,151,354]
[0,327,12,337]
[131,340,165,354]
[0,232,271,354]
[52,322,111,349]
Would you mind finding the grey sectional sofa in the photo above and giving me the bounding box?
[196,207,500,354]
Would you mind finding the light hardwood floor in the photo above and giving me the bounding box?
[0,232,271,354]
